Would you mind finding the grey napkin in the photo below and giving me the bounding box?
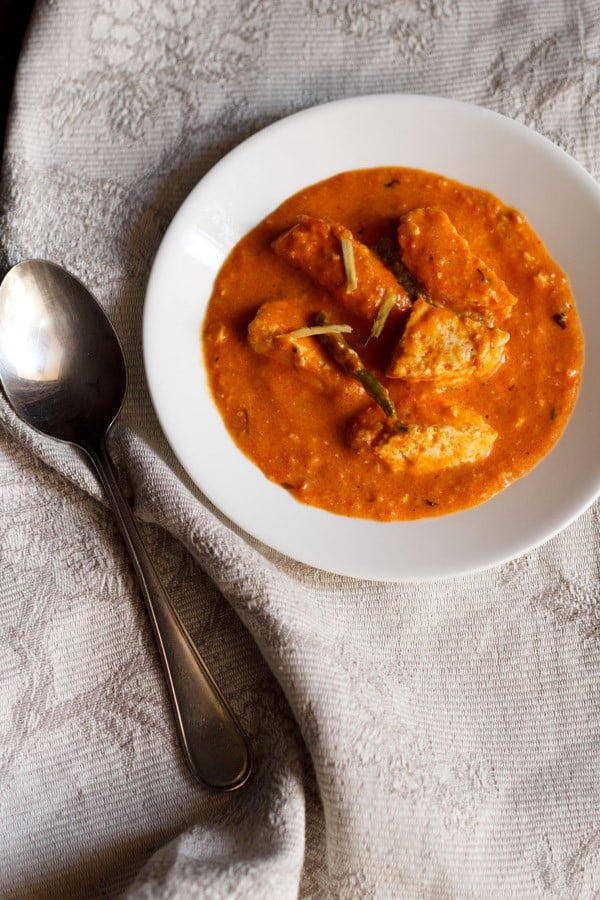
[2,2,600,897]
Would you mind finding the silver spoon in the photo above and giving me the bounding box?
[0,259,252,790]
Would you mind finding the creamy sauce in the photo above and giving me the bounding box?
[203,168,583,521]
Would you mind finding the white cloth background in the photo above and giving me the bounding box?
[2,1,600,897]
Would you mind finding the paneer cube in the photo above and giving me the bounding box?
[349,405,497,473]
[397,207,518,324]
[273,215,411,322]
[247,298,349,391]
[387,296,509,386]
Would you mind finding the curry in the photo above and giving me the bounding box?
[203,167,583,521]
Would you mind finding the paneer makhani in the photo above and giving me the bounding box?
[203,168,583,521]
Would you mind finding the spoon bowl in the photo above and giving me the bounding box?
[0,259,252,790]
[0,260,126,444]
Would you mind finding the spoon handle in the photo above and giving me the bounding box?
[83,434,253,790]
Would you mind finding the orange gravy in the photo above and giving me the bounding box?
[203,168,583,521]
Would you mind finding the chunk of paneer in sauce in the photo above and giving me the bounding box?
[397,207,518,324]
[272,215,411,322]
[247,298,351,391]
[349,405,497,474]
[387,296,510,386]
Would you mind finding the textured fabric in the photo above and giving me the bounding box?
[2,1,600,897]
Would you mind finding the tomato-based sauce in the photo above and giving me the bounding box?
[203,168,583,521]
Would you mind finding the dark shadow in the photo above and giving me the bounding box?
[0,0,36,279]
[0,0,35,155]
